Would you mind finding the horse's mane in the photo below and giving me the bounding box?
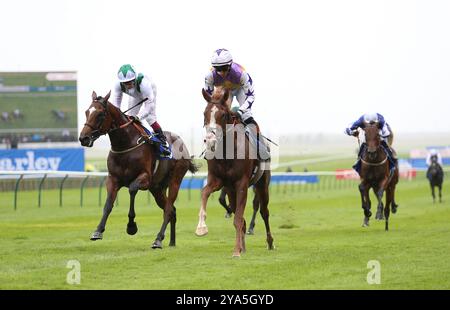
[93,94,128,125]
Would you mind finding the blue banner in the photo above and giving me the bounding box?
[179,174,319,190]
[0,148,84,171]
[410,158,450,169]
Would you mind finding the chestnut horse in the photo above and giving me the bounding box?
[358,124,399,231]
[197,87,274,257]
[79,91,198,248]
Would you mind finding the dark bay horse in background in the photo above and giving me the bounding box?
[427,156,444,203]
[197,87,274,257]
[79,91,197,249]
[218,187,260,235]
[358,124,399,231]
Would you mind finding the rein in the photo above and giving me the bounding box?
[110,140,147,154]
[91,97,146,152]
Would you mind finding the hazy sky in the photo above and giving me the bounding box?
[2,0,450,139]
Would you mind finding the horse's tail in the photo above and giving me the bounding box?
[188,156,200,174]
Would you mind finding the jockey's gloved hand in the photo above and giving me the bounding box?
[129,116,141,123]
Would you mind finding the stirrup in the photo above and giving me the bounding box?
[160,150,173,159]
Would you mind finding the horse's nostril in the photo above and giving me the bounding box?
[79,136,89,146]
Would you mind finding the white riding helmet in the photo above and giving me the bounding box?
[117,64,137,82]
[430,148,438,155]
[363,112,379,123]
[211,49,233,66]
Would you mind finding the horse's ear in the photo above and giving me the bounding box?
[202,88,211,103]
[92,91,97,101]
[104,90,111,102]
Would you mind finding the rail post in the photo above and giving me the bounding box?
[14,174,24,210]
[38,174,47,208]
[80,175,90,207]
[98,176,106,207]
[59,174,69,207]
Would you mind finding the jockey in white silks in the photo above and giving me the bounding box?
[345,112,397,174]
[112,64,172,158]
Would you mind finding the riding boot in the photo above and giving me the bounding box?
[154,127,172,159]
[381,140,396,172]
[243,117,270,161]
[353,143,366,174]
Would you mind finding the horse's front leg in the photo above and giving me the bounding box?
[91,176,120,240]
[375,177,389,220]
[126,173,150,236]
[233,178,249,257]
[431,184,436,203]
[196,176,222,236]
[218,188,233,218]
[359,182,371,227]
[247,188,259,235]
[439,184,442,203]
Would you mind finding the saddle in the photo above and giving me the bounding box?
[131,121,172,160]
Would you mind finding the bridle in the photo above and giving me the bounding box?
[362,125,387,166]
[204,103,239,143]
[84,96,134,139]
[84,96,133,138]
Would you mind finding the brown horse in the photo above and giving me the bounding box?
[358,124,399,231]
[197,87,274,257]
[427,156,444,203]
[79,91,198,248]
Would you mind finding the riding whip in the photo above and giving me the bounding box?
[122,97,148,114]
[260,134,279,146]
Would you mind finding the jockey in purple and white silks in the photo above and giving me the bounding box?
[204,49,256,128]
[203,49,270,161]
[112,64,171,158]
[345,112,397,174]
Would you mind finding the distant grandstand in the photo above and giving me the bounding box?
[0,72,78,148]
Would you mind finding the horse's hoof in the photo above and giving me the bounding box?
[367,211,372,217]
[392,206,398,214]
[169,242,175,247]
[225,212,232,219]
[268,244,275,250]
[375,212,384,220]
[362,218,370,227]
[247,228,254,235]
[90,231,103,240]
[126,222,138,235]
[151,240,163,249]
[195,226,208,236]
[232,253,241,258]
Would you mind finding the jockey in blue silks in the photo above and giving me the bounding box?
[345,112,397,174]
